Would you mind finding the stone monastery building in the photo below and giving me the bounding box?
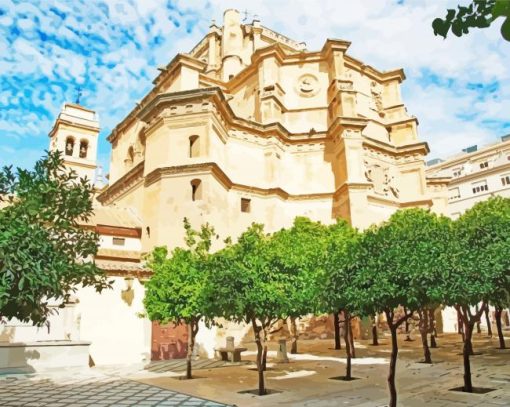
[3,10,450,368]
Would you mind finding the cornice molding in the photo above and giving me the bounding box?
[447,162,510,186]
[137,88,329,144]
[97,161,144,204]
[48,118,100,139]
[144,161,335,201]
[362,136,429,156]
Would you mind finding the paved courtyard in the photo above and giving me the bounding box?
[0,375,228,407]
[1,332,509,407]
[137,333,510,407]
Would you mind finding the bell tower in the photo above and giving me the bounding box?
[48,102,99,183]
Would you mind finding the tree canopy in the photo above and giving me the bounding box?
[270,217,328,316]
[0,151,109,325]
[433,0,510,41]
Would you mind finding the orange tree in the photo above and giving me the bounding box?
[0,152,109,325]
[144,219,215,380]
[322,219,360,380]
[442,197,510,392]
[269,217,329,354]
[206,223,288,396]
[346,209,450,407]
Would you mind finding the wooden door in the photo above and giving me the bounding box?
[151,321,188,360]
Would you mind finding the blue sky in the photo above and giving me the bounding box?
[1,0,509,173]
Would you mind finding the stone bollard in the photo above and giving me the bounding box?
[276,339,289,363]
[226,336,235,351]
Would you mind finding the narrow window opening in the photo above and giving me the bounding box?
[191,179,202,201]
[189,135,200,158]
[65,137,75,156]
[241,198,251,213]
[79,140,88,158]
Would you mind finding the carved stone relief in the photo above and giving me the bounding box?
[364,160,400,198]
[370,81,383,114]
[296,74,319,97]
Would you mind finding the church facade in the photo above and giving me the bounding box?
[97,9,448,253]
[3,10,450,368]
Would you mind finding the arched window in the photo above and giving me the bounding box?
[79,140,88,158]
[191,179,202,201]
[65,137,75,156]
[189,135,200,158]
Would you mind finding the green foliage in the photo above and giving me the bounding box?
[206,223,287,327]
[144,220,215,326]
[269,217,329,318]
[0,151,109,325]
[433,0,510,41]
[347,209,451,317]
[443,197,510,308]
[322,219,359,314]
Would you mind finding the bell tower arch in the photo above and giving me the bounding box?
[48,102,100,183]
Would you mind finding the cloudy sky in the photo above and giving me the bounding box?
[1,0,509,172]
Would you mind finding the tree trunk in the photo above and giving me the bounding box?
[261,327,268,371]
[186,321,198,380]
[484,306,493,337]
[475,305,481,334]
[458,310,465,342]
[495,307,506,349]
[289,317,298,354]
[462,322,474,392]
[428,309,437,348]
[334,311,341,350]
[430,334,437,349]
[418,310,432,363]
[344,311,352,380]
[386,315,399,407]
[349,321,356,359]
[404,307,413,341]
[464,319,474,355]
[252,318,266,396]
[372,314,379,346]
[262,345,268,371]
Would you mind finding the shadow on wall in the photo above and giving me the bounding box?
[0,342,39,374]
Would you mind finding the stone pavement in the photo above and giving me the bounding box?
[0,372,229,407]
[1,333,509,406]
[136,333,510,407]
[145,359,246,374]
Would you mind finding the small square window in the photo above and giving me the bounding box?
[241,198,251,213]
[479,161,489,169]
[112,237,126,246]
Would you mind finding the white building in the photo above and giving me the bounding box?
[427,135,510,219]
[427,134,510,333]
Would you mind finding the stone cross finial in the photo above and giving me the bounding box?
[75,87,82,105]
